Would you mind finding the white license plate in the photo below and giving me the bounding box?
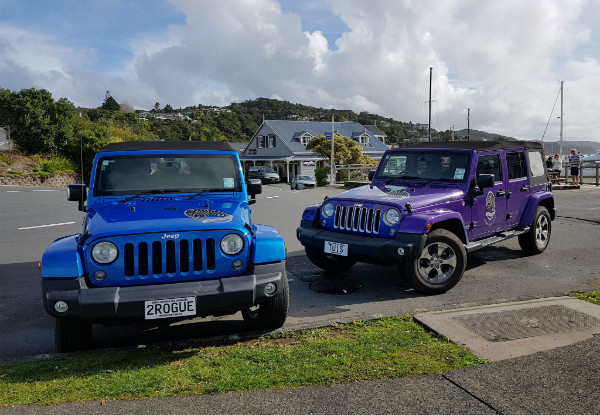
[324,241,348,257]
[144,297,196,320]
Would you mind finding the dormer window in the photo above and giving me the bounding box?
[358,133,370,146]
[301,133,312,146]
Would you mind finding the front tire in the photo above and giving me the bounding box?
[242,272,289,331]
[403,229,466,295]
[518,206,551,255]
[305,245,357,273]
[55,318,92,353]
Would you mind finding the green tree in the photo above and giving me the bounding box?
[6,88,76,154]
[101,95,120,111]
[307,135,376,165]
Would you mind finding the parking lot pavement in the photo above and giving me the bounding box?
[1,184,600,414]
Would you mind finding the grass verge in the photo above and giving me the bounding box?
[572,291,600,306]
[0,316,486,406]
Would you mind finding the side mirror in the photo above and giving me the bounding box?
[476,174,495,189]
[246,179,262,205]
[67,184,87,212]
[368,170,376,181]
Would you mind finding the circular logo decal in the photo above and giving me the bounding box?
[485,191,496,224]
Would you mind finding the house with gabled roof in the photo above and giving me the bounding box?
[239,120,388,183]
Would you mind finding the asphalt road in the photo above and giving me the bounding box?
[0,184,599,363]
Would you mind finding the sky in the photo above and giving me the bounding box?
[1,0,599,144]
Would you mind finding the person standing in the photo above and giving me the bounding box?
[568,149,581,185]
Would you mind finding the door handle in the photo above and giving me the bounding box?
[520,185,529,191]
[496,189,507,197]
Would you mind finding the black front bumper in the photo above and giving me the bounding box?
[297,223,426,264]
[42,262,285,323]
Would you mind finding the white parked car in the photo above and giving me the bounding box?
[291,175,316,190]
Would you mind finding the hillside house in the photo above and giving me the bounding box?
[239,120,388,182]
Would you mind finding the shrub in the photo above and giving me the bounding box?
[315,167,330,187]
[33,155,76,175]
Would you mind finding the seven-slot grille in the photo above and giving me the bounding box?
[333,205,381,234]
[123,238,216,277]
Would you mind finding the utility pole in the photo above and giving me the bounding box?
[330,114,335,184]
[428,67,432,142]
[467,108,471,141]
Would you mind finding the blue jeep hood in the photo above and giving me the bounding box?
[331,183,465,210]
[85,198,250,238]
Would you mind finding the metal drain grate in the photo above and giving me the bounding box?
[452,305,600,342]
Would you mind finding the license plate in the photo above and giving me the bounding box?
[324,241,348,256]
[144,297,196,320]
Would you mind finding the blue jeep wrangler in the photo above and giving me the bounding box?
[41,141,288,352]
[297,141,555,295]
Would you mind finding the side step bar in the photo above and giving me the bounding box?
[465,226,530,253]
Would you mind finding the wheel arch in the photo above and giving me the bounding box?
[428,218,468,244]
[520,192,555,226]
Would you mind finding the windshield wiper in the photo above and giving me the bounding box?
[383,176,421,184]
[119,189,182,204]
[184,188,230,200]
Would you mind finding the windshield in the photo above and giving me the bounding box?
[94,154,242,196]
[263,167,276,173]
[376,151,471,182]
[297,176,313,180]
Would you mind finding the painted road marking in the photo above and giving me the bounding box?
[18,222,76,230]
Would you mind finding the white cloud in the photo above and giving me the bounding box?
[1,0,599,144]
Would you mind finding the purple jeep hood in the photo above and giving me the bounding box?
[330,183,465,210]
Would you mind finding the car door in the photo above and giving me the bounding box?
[471,152,508,238]
[504,150,530,227]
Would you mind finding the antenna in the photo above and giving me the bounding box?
[79,112,84,185]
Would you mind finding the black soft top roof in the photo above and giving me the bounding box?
[401,140,543,152]
[101,141,235,152]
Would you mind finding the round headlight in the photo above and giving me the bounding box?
[91,241,118,264]
[383,208,401,226]
[221,233,244,255]
[322,202,335,218]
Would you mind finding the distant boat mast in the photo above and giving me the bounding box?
[559,81,564,157]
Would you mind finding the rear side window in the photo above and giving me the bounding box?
[527,150,547,185]
[527,151,546,177]
[506,151,527,180]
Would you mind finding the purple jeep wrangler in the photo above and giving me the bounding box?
[297,141,555,294]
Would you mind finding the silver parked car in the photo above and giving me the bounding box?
[291,175,316,190]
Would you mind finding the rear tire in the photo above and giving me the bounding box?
[403,229,466,295]
[305,245,357,273]
[518,206,551,255]
[55,318,92,353]
[242,272,289,331]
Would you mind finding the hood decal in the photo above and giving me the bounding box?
[384,185,411,200]
[184,208,233,223]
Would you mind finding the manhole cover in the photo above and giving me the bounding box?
[309,278,362,295]
[452,305,600,342]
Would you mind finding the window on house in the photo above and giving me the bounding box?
[268,134,276,148]
[248,149,257,155]
[256,136,265,148]
[301,134,312,146]
[359,135,370,146]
